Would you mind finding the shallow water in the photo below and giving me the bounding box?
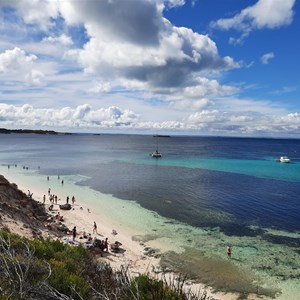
[0,134,300,299]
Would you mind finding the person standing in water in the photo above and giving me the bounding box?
[227,246,232,258]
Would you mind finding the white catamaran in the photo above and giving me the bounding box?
[151,136,162,158]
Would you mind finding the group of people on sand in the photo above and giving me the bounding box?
[44,188,76,208]
[93,237,109,252]
[71,225,109,253]
[44,178,112,253]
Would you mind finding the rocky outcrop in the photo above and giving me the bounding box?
[0,175,65,238]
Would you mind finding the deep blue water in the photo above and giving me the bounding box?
[1,134,300,236]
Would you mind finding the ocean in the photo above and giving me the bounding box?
[1,134,300,299]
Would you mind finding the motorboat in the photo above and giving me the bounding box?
[279,156,290,163]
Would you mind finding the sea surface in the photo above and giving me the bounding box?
[0,134,300,299]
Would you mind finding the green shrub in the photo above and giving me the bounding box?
[127,275,185,300]
[0,230,205,300]
[48,265,91,299]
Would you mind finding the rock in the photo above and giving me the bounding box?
[143,247,160,257]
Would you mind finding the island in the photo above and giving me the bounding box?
[0,128,70,135]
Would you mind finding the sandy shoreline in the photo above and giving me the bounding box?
[0,166,244,300]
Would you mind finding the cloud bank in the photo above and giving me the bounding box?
[1,103,299,137]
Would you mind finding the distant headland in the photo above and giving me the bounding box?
[0,128,71,135]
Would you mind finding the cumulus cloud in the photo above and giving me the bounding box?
[0,47,36,73]
[0,0,59,30]
[0,104,139,129]
[185,109,300,136]
[183,77,239,98]
[57,0,239,92]
[0,47,46,85]
[59,0,162,46]
[261,52,275,64]
[211,0,296,43]
[0,103,299,136]
[160,76,238,111]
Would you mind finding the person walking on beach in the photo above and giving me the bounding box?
[72,196,75,206]
[43,195,46,204]
[93,221,97,234]
[72,226,77,241]
[66,196,69,204]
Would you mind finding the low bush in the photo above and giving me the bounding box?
[0,230,209,300]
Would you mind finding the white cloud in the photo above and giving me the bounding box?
[0,0,59,30]
[185,109,300,136]
[183,77,239,98]
[0,102,299,136]
[211,0,296,42]
[169,98,212,111]
[0,103,139,129]
[0,47,36,73]
[261,52,275,64]
[25,69,45,85]
[165,0,186,8]
[58,0,238,91]
[42,34,73,46]
[279,112,300,123]
[89,82,112,94]
[0,47,48,86]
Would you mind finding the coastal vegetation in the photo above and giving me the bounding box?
[0,230,210,300]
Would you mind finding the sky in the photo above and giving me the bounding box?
[0,0,299,137]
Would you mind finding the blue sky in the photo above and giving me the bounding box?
[0,0,299,137]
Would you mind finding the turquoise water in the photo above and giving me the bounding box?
[129,157,300,182]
